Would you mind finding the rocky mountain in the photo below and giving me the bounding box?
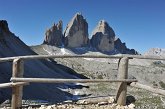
[43,13,137,54]
[43,20,63,46]
[64,13,89,48]
[115,38,137,54]
[90,20,115,52]
[144,48,165,56]
[0,20,84,103]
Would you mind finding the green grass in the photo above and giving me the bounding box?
[135,96,164,108]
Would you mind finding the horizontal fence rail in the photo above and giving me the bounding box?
[0,55,123,62]
[125,54,165,60]
[0,82,29,89]
[1,54,165,62]
[11,78,138,83]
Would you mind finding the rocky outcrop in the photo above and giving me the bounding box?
[64,13,89,48]
[43,20,63,46]
[114,38,137,54]
[0,20,10,33]
[114,38,127,53]
[90,20,115,52]
[0,20,11,40]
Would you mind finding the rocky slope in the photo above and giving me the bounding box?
[0,20,85,103]
[32,44,165,108]
[43,20,63,46]
[144,48,165,56]
[64,13,89,48]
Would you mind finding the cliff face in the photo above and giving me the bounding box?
[0,20,10,34]
[64,13,89,48]
[114,38,137,54]
[90,20,115,52]
[0,20,11,41]
[43,20,63,46]
[42,13,137,54]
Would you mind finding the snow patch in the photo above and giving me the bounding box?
[43,47,55,55]
[60,48,70,55]
[83,58,94,61]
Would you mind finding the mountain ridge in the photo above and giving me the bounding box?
[43,13,138,54]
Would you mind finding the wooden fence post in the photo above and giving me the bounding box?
[116,57,129,106]
[11,58,24,109]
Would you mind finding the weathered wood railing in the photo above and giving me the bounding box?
[0,54,165,109]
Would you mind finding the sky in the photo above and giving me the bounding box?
[0,0,165,54]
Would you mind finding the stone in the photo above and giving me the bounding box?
[90,20,115,52]
[43,20,63,46]
[108,97,115,103]
[64,13,89,48]
[46,106,53,109]
[28,106,33,109]
[98,101,108,106]
[128,103,135,109]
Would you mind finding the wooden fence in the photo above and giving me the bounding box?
[0,54,165,109]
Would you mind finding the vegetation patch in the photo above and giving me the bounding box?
[159,81,165,89]
[135,96,164,108]
[151,61,165,68]
[97,75,103,79]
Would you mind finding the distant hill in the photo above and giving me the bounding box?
[144,48,165,56]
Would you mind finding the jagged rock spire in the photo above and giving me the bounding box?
[43,20,63,46]
[0,20,12,40]
[92,20,115,37]
[0,20,10,33]
[90,20,115,52]
[64,13,89,48]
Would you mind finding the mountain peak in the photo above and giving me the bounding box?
[75,12,82,16]
[64,13,89,48]
[92,20,115,37]
[43,20,63,46]
[99,20,107,25]
[90,20,115,52]
[0,20,10,34]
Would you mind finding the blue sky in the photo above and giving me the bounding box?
[0,0,165,53]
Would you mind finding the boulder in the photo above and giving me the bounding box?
[43,20,63,46]
[64,13,89,48]
[90,20,115,52]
